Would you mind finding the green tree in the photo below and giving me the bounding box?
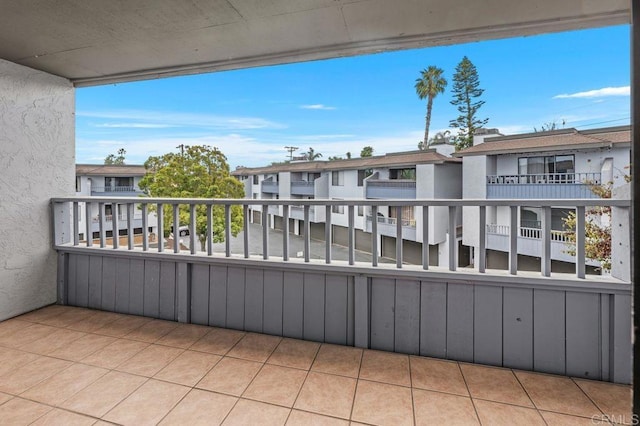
[360,146,374,157]
[104,148,126,165]
[138,145,244,251]
[305,147,322,161]
[415,66,447,148]
[449,57,488,150]
[534,119,565,132]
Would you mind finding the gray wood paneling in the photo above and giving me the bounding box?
[473,285,502,365]
[159,261,176,321]
[324,275,348,345]
[209,265,227,327]
[503,287,533,370]
[612,294,632,383]
[226,267,245,330]
[394,279,420,355]
[115,258,130,313]
[353,276,369,348]
[176,262,189,323]
[263,270,284,336]
[420,281,447,358]
[75,255,90,308]
[346,277,355,346]
[190,264,210,325]
[87,256,102,309]
[101,257,116,312]
[303,273,325,342]
[129,259,145,316]
[533,289,565,375]
[600,295,610,382]
[244,269,264,333]
[447,283,474,362]
[283,271,304,339]
[143,260,160,318]
[566,292,600,380]
[67,254,77,306]
[370,278,395,351]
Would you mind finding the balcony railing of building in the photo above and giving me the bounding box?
[486,173,602,199]
[365,214,416,228]
[91,213,143,223]
[290,180,315,196]
[486,173,601,185]
[261,180,279,194]
[90,185,141,194]
[366,180,417,199]
[486,224,569,242]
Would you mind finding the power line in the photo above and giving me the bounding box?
[573,117,630,128]
[284,146,298,161]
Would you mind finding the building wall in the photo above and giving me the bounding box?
[0,59,75,320]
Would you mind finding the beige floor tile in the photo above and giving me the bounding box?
[48,333,117,361]
[540,411,601,425]
[93,314,151,337]
[156,323,210,348]
[268,338,320,370]
[155,350,221,386]
[474,399,546,426]
[18,328,86,355]
[21,363,108,406]
[227,333,282,362]
[359,350,410,387]
[0,356,72,394]
[460,363,533,407]
[103,379,190,426]
[351,380,413,426]
[60,371,147,417]
[0,318,33,340]
[65,310,122,332]
[0,323,59,348]
[223,399,290,426]
[190,327,245,355]
[410,356,468,396]
[115,344,183,377]
[0,346,40,377]
[124,319,179,343]
[30,408,96,426]
[244,364,307,407]
[0,397,52,425]
[41,308,96,328]
[197,357,263,396]
[16,305,67,323]
[575,379,631,424]
[286,410,349,425]
[80,338,149,369]
[413,388,479,426]
[159,389,237,426]
[294,372,357,419]
[0,391,12,405]
[515,371,601,417]
[311,344,362,378]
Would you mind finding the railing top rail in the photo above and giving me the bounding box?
[367,179,417,184]
[52,196,631,208]
[291,181,315,185]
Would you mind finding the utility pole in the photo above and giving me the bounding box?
[176,144,185,155]
[284,146,298,161]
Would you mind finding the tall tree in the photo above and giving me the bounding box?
[138,145,244,251]
[305,147,322,161]
[104,148,126,165]
[449,57,488,150]
[415,66,447,149]
[360,146,374,157]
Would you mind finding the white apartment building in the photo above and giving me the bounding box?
[75,165,158,241]
[232,148,463,267]
[456,125,631,273]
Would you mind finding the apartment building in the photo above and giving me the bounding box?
[232,147,462,267]
[75,164,158,241]
[456,125,631,273]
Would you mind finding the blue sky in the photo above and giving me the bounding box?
[76,25,630,168]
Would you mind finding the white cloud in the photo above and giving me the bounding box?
[95,123,176,129]
[553,86,629,99]
[300,104,336,110]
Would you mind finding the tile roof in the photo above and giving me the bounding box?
[454,125,630,157]
[231,150,459,176]
[76,164,147,176]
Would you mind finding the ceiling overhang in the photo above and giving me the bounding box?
[0,0,630,87]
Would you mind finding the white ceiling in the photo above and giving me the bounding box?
[0,0,630,86]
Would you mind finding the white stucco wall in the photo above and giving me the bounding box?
[0,59,75,320]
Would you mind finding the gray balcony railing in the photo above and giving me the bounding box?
[91,185,139,193]
[366,180,416,199]
[365,214,416,228]
[290,181,315,196]
[486,173,602,199]
[261,180,279,194]
[486,172,601,185]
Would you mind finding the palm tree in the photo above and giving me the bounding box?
[415,66,447,149]
[305,147,322,161]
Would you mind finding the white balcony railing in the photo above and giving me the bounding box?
[365,215,416,227]
[52,197,630,278]
[486,224,570,242]
[91,185,139,193]
[486,172,601,185]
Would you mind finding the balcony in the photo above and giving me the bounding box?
[90,185,142,196]
[365,214,417,240]
[366,180,416,199]
[486,173,601,199]
[261,180,279,194]
[290,180,315,196]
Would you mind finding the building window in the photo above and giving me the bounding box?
[357,205,364,216]
[332,171,344,186]
[75,177,81,192]
[357,169,373,186]
[389,168,416,180]
[331,199,344,214]
[518,155,575,180]
[253,175,259,184]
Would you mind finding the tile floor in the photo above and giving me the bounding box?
[0,305,631,425]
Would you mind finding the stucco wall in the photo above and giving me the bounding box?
[0,59,74,320]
